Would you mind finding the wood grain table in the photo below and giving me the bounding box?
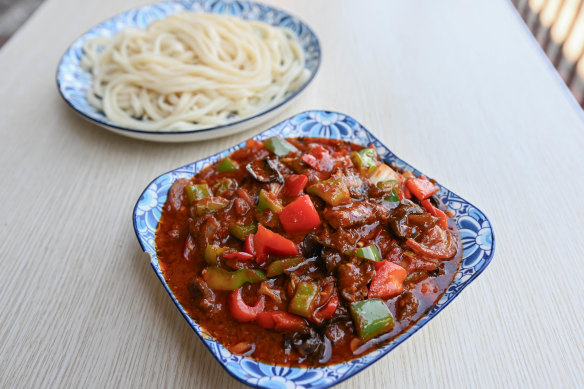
[1,0,583,388]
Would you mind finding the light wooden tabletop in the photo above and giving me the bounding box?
[1,0,583,388]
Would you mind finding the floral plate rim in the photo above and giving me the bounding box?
[56,0,321,141]
[132,110,495,388]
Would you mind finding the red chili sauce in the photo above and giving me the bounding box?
[155,137,462,367]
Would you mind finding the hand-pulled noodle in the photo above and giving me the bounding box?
[81,12,309,131]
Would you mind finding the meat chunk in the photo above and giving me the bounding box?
[188,277,220,316]
[395,291,419,321]
[323,200,390,229]
[233,198,250,216]
[322,248,342,274]
[406,226,457,259]
[388,199,436,238]
[337,261,374,302]
[198,215,219,248]
[166,178,189,211]
[325,319,354,346]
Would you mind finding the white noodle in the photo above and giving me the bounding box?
[81,12,309,131]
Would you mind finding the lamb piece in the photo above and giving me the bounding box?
[233,198,250,216]
[407,255,440,272]
[329,222,381,253]
[198,215,219,248]
[321,248,342,274]
[388,199,437,238]
[337,261,375,302]
[188,277,220,316]
[406,225,457,259]
[395,291,419,321]
[166,178,189,211]
[324,319,354,346]
[323,200,390,229]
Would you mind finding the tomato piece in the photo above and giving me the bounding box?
[301,145,334,172]
[279,195,321,234]
[284,174,308,197]
[421,199,448,229]
[244,233,255,255]
[374,260,386,271]
[257,311,307,332]
[405,175,438,200]
[254,224,299,264]
[228,288,265,322]
[223,251,254,261]
[313,294,339,323]
[368,261,407,299]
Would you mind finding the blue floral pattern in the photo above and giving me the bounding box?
[57,0,321,136]
[132,110,495,388]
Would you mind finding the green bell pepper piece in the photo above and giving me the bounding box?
[185,183,212,204]
[212,178,237,196]
[256,189,283,213]
[376,180,400,202]
[266,256,305,277]
[265,136,298,156]
[306,177,351,206]
[350,298,395,341]
[195,196,229,216]
[351,148,377,175]
[288,281,320,318]
[345,245,382,261]
[229,223,257,240]
[385,188,400,202]
[203,267,266,291]
[217,157,239,173]
[204,245,225,265]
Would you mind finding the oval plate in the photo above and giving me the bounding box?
[57,0,321,142]
[133,110,495,388]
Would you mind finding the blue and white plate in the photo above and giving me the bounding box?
[57,0,321,142]
[133,110,495,388]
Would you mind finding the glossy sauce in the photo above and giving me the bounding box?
[156,138,462,366]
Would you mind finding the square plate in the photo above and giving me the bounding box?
[133,110,495,388]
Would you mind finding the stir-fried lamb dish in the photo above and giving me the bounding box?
[155,137,461,366]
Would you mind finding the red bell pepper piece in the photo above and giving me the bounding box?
[284,174,308,197]
[313,294,339,323]
[244,233,255,255]
[254,224,299,264]
[368,261,407,299]
[421,199,448,229]
[228,288,265,322]
[301,145,334,172]
[257,311,307,332]
[278,195,321,234]
[223,251,255,261]
[405,175,438,200]
[246,139,264,149]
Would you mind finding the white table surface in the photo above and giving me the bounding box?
[1,0,583,388]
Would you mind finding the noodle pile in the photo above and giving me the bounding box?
[81,12,309,131]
